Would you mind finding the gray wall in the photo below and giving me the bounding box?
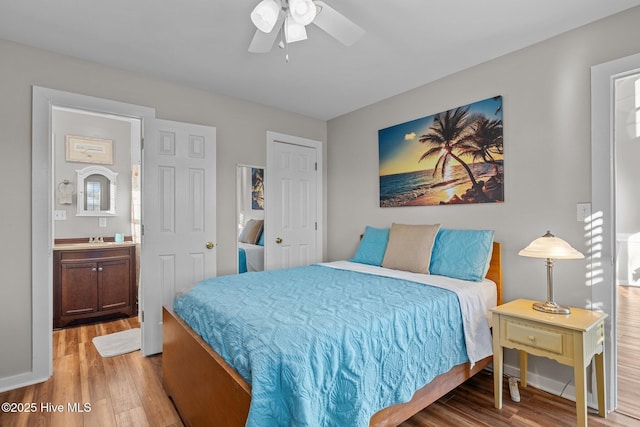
[52,109,133,239]
[326,7,640,392]
[0,38,326,381]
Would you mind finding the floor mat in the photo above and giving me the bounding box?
[92,328,141,357]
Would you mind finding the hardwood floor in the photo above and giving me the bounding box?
[0,318,181,427]
[617,285,640,420]
[399,373,638,427]
[1,316,639,427]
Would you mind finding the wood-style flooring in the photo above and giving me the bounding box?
[1,307,639,427]
[0,318,181,427]
[616,285,640,420]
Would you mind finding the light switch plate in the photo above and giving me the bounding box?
[54,210,66,221]
[99,217,107,227]
[577,203,591,222]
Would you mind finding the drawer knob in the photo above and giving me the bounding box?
[528,335,536,341]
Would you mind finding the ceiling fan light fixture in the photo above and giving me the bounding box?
[284,16,307,43]
[247,0,364,53]
[289,0,317,26]
[250,0,281,33]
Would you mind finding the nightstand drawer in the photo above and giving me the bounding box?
[505,321,563,354]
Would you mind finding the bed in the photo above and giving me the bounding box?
[238,243,264,273]
[238,219,265,273]
[163,226,503,427]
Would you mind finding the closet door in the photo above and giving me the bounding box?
[140,119,217,356]
[265,132,322,270]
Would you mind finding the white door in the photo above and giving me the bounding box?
[141,119,216,355]
[265,132,322,270]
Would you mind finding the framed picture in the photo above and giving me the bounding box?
[65,135,113,164]
[378,96,503,207]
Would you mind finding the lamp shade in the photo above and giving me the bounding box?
[518,230,584,260]
[289,0,317,26]
[251,0,281,33]
[284,16,308,43]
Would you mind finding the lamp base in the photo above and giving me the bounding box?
[532,301,571,314]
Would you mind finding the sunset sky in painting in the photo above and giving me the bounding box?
[378,97,503,177]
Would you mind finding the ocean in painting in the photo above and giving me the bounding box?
[380,161,502,207]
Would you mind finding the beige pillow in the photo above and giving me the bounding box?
[239,219,264,244]
[381,223,441,274]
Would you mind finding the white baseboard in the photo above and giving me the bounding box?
[0,372,49,394]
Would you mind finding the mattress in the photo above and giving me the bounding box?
[174,262,496,426]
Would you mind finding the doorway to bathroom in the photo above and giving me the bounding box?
[32,87,217,386]
[51,106,142,329]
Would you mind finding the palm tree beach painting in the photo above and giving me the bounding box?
[379,96,503,207]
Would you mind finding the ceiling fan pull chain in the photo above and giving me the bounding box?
[278,25,290,62]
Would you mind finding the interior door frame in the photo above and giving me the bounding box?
[265,131,323,269]
[29,86,154,388]
[591,52,640,412]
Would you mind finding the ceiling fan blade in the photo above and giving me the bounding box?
[312,1,364,46]
[248,11,285,53]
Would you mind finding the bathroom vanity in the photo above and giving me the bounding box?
[53,241,137,328]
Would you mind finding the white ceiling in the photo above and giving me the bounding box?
[1,0,639,120]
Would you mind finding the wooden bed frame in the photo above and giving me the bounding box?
[162,242,502,427]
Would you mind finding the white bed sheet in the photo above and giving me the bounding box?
[320,260,497,365]
[239,242,264,272]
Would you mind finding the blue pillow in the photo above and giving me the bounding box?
[257,228,265,246]
[429,228,494,282]
[349,226,390,266]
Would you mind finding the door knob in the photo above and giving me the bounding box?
[275,237,283,244]
[206,241,215,249]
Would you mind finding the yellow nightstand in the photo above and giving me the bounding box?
[491,298,607,427]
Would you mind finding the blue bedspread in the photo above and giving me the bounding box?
[174,264,467,427]
[238,247,247,273]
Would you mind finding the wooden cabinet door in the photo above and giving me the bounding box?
[54,245,136,328]
[60,260,98,316]
[98,257,131,311]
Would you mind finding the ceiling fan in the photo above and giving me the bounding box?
[248,0,364,53]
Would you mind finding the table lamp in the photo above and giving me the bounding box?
[518,230,584,314]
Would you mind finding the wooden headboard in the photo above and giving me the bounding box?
[486,242,503,305]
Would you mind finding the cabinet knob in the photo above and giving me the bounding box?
[275,237,283,244]
[206,241,215,249]
[98,267,103,272]
[92,268,97,272]
[528,335,536,342]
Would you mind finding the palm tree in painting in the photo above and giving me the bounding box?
[463,117,503,176]
[418,106,481,187]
